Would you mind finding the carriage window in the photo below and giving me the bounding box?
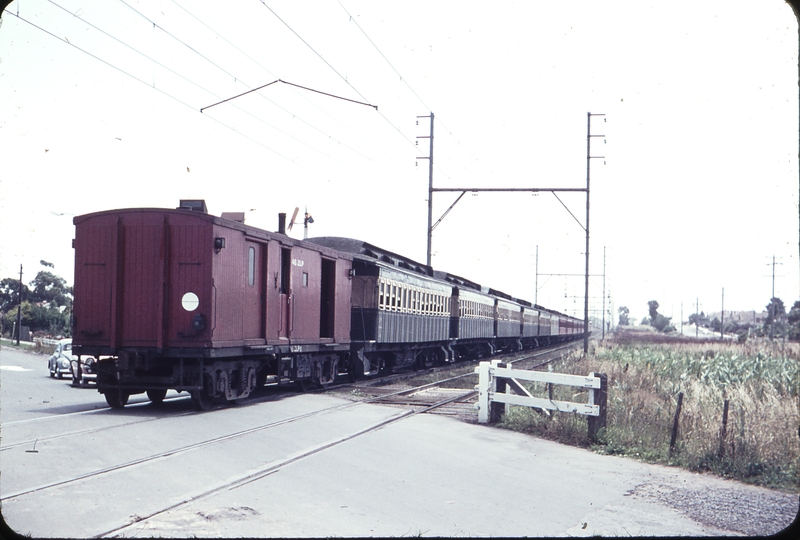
[302,272,308,287]
[379,281,385,309]
[247,247,255,287]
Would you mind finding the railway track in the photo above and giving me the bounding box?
[335,340,580,414]
[2,341,580,457]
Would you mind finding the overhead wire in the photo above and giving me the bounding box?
[336,1,506,187]
[5,9,330,176]
[119,0,413,170]
[13,0,469,182]
[44,1,352,167]
[167,0,381,165]
[255,0,423,155]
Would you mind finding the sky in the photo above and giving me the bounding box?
[0,0,798,325]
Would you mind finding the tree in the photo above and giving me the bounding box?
[687,312,707,326]
[647,300,660,323]
[618,306,630,326]
[765,297,787,339]
[787,301,800,341]
[2,301,71,336]
[0,269,73,338]
[653,314,675,333]
[29,271,72,308]
[0,277,29,314]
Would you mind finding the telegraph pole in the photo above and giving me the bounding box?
[15,264,23,345]
[768,255,782,340]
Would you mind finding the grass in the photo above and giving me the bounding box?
[0,337,55,355]
[498,328,800,492]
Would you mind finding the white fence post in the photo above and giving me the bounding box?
[476,361,491,424]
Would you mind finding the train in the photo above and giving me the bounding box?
[71,200,586,411]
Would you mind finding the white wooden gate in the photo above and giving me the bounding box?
[475,360,607,439]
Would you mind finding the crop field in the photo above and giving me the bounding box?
[500,328,800,492]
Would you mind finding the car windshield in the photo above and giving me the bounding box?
[63,344,71,351]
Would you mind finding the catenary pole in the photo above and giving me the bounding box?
[417,113,434,266]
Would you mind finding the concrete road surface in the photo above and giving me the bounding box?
[2,345,797,537]
[108,411,796,538]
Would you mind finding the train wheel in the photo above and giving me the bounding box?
[146,389,168,404]
[348,356,364,382]
[190,390,213,411]
[105,389,129,409]
[190,389,214,411]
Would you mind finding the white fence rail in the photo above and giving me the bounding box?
[474,360,608,440]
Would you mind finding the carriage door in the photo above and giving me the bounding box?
[243,241,265,340]
[279,246,292,340]
[319,258,336,338]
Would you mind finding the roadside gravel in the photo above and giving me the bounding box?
[630,482,798,536]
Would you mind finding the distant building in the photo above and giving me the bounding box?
[705,310,767,325]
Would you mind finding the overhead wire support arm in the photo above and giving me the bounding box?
[552,192,586,231]
[201,79,379,112]
[431,187,587,193]
[431,191,467,232]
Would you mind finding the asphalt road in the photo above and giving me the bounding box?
[1,345,797,538]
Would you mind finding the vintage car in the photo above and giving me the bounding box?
[48,338,75,379]
[71,354,97,386]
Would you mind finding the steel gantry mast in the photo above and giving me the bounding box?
[419,112,605,354]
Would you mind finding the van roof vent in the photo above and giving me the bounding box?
[221,212,245,223]
[178,199,208,213]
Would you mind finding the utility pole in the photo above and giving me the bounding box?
[696,297,699,338]
[768,255,783,341]
[417,113,434,266]
[15,264,23,345]
[721,288,724,341]
[602,246,606,340]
